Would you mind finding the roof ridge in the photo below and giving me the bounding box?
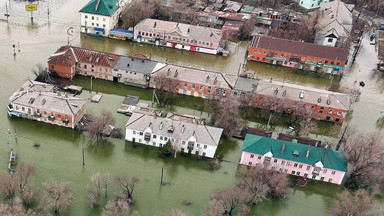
[204,125,219,146]
[125,113,145,127]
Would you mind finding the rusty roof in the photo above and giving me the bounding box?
[48,46,120,68]
[250,35,349,62]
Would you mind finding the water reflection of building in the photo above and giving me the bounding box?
[240,134,348,185]
[134,18,227,56]
[7,81,86,129]
[125,113,223,158]
[247,35,349,74]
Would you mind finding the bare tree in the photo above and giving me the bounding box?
[102,198,138,216]
[114,175,140,201]
[238,165,290,205]
[238,18,257,40]
[342,133,384,189]
[212,97,241,137]
[42,179,72,215]
[297,117,318,137]
[257,96,286,129]
[85,110,116,140]
[121,0,157,28]
[0,198,43,216]
[32,63,50,82]
[238,92,256,119]
[207,186,249,216]
[330,189,378,216]
[0,172,17,200]
[81,40,93,50]
[15,163,36,195]
[86,172,111,207]
[156,209,190,216]
[336,124,356,151]
[152,74,180,106]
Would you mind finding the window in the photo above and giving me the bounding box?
[85,15,88,19]
[287,162,291,166]
[84,65,87,69]
[301,57,306,61]
[103,18,106,21]
[328,178,333,183]
[337,111,343,115]
[323,169,327,174]
[153,135,157,139]
[331,61,334,65]
[258,50,262,54]
[297,172,300,176]
[160,136,163,140]
[96,24,99,27]
[153,142,156,145]
[294,163,298,167]
[284,169,288,173]
[257,57,260,61]
[328,109,333,114]
[248,162,252,166]
[92,16,94,20]
[192,84,195,88]
[281,53,285,57]
[331,171,336,175]
[250,154,254,158]
[184,83,187,87]
[291,171,296,175]
[139,132,143,135]
[312,175,316,179]
[299,164,303,168]
[164,137,168,141]
[257,156,261,159]
[304,173,308,178]
[274,159,277,163]
[182,141,185,145]
[105,68,108,73]
[306,166,311,170]
[263,51,267,54]
[203,152,206,156]
[281,161,285,165]
[320,177,325,181]
[328,38,333,43]
[99,67,102,71]
[204,145,207,149]
[58,114,61,118]
[262,58,266,61]
[181,148,184,152]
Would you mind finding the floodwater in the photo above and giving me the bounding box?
[0,0,383,215]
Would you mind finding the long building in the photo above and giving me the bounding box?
[125,113,223,158]
[134,18,225,55]
[247,35,349,74]
[240,134,348,185]
[7,81,86,129]
[232,78,350,123]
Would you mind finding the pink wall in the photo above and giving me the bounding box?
[240,151,346,185]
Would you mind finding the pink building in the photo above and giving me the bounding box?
[134,19,224,55]
[240,134,348,185]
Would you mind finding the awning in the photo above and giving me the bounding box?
[94,27,104,32]
[266,56,285,61]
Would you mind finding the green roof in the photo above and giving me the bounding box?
[79,0,119,16]
[242,134,348,172]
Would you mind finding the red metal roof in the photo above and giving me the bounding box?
[48,46,120,68]
[250,35,349,62]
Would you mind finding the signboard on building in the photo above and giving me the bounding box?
[26,4,37,11]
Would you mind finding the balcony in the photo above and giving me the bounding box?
[312,170,320,175]
[63,118,69,123]
[144,133,151,141]
[48,115,55,121]
[34,112,41,118]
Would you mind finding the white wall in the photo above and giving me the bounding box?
[125,128,217,158]
[79,11,119,36]
[322,36,337,47]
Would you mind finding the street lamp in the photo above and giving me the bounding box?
[67,27,74,46]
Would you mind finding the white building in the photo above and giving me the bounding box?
[79,0,126,36]
[125,113,223,158]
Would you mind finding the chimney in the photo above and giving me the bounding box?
[206,75,210,83]
[213,77,217,85]
[306,147,310,158]
[154,21,157,28]
[270,77,273,83]
[174,70,178,78]
[210,32,213,37]
[142,59,144,63]
[281,143,286,153]
[131,58,134,61]
[181,125,185,133]
[127,63,130,67]
[159,121,163,130]
[188,28,190,32]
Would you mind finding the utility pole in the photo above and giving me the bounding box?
[12,44,16,56]
[90,76,93,100]
[82,148,85,166]
[5,2,10,25]
[47,2,50,21]
[67,27,74,46]
[160,167,164,186]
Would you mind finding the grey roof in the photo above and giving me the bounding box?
[113,56,165,75]
[122,95,139,105]
[134,19,222,43]
[152,64,237,89]
[316,0,354,39]
[255,79,350,110]
[126,113,223,146]
[12,92,86,115]
[9,80,54,102]
[234,77,260,92]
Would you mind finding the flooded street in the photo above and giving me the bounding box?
[0,0,383,215]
